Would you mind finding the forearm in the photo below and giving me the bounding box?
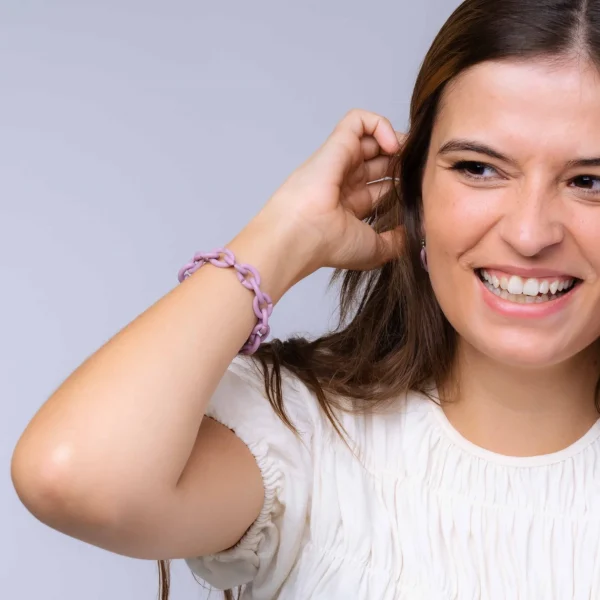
[12,213,309,509]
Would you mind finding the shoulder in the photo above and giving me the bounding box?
[206,355,323,447]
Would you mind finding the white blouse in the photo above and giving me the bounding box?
[185,356,600,599]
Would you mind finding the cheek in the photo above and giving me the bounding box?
[422,190,484,327]
[423,180,499,261]
[580,227,600,281]
[421,181,492,348]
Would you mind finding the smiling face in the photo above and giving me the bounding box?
[421,57,600,368]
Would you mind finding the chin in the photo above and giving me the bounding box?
[477,343,563,369]
[464,329,583,369]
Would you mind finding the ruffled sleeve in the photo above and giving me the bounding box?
[185,355,314,597]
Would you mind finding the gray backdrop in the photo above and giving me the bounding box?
[1,1,460,597]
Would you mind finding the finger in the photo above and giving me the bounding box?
[376,226,404,265]
[360,136,381,161]
[346,155,394,191]
[347,224,404,271]
[395,130,407,147]
[338,109,401,156]
[318,112,402,187]
[364,155,394,183]
[361,134,403,161]
[345,177,398,221]
[366,178,397,209]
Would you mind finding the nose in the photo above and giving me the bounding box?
[498,187,564,257]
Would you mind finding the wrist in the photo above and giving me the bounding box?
[226,211,318,304]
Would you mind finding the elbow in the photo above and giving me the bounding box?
[11,439,123,539]
[11,440,170,560]
[12,437,71,523]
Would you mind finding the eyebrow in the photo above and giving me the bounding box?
[438,139,600,169]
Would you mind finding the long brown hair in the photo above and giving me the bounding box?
[159,0,600,597]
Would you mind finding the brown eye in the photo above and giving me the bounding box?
[449,160,499,179]
[571,175,600,193]
[463,163,487,176]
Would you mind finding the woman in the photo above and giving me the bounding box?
[11,0,600,598]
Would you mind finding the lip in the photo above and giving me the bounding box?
[479,264,577,279]
[477,272,580,318]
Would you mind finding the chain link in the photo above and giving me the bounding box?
[178,248,273,354]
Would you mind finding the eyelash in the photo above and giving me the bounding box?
[449,161,499,180]
[449,160,600,196]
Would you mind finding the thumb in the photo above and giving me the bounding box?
[374,227,404,267]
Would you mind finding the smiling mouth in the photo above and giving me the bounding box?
[476,268,582,304]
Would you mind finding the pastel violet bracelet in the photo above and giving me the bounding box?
[177,248,273,355]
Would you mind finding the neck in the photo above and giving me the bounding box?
[440,341,600,457]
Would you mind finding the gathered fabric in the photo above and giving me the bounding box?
[185,356,600,600]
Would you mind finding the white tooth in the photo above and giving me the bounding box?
[494,287,501,296]
[539,280,549,294]
[516,295,526,304]
[508,276,524,295]
[508,294,518,302]
[525,296,536,303]
[523,279,540,297]
[482,270,490,282]
[550,281,559,294]
[540,294,549,302]
[558,281,565,292]
[500,290,509,300]
[492,275,500,289]
[535,296,544,303]
[500,276,509,290]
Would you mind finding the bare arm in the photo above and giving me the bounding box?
[10,109,402,561]
[11,216,308,559]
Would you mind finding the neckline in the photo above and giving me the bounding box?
[428,398,600,467]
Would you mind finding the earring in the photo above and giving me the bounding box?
[420,239,429,272]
